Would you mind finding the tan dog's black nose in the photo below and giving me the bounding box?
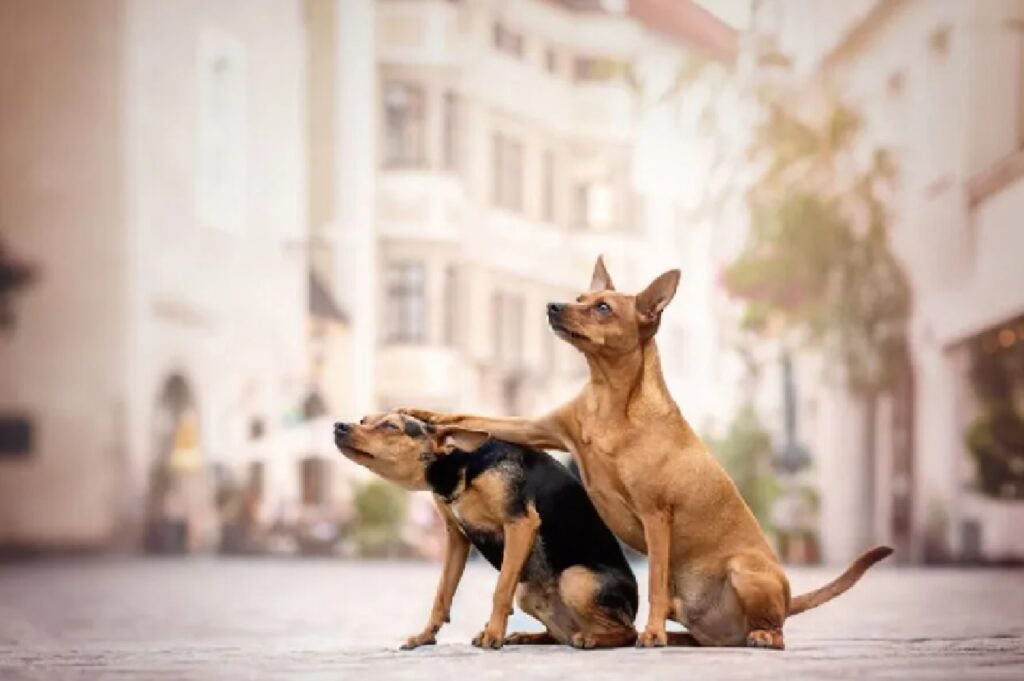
[547,303,565,318]
[334,422,351,439]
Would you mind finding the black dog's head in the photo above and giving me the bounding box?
[334,411,489,490]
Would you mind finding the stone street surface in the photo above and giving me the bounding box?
[0,559,1022,680]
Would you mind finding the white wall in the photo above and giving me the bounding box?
[122,0,310,535]
[0,0,128,546]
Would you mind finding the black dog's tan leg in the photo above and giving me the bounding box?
[401,510,470,650]
[472,508,541,650]
[559,566,637,649]
[637,511,673,647]
[516,582,577,644]
[400,409,568,451]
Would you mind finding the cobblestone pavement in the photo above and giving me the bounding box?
[0,558,1022,680]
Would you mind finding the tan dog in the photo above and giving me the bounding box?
[404,256,892,650]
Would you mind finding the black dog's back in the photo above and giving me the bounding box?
[426,439,637,620]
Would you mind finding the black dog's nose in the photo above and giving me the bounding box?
[334,422,350,437]
[547,303,564,317]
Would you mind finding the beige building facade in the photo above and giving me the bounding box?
[0,0,739,553]
[0,0,312,550]
[757,0,1024,563]
[317,0,738,427]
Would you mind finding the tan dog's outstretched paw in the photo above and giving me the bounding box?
[396,407,450,426]
[636,627,668,648]
[746,629,785,650]
[472,625,505,650]
[399,631,437,650]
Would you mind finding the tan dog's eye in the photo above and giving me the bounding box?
[380,421,399,432]
[594,302,612,315]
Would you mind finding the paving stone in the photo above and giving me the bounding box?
[0,559,1021,680]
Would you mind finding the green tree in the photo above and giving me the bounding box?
[664,36,912,543]
[352,480,407,558]
[722,89,912,540]
[708,405,778,531]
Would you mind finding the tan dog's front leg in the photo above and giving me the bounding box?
[473,509,541,650]
[637,511,673,648]
[399,409,567,452]
[401,513,470,650]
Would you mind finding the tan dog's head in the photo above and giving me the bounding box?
[546,256,680,358]
[333,412,489,491]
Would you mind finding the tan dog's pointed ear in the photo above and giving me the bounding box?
[435,426,490,454]
[589,255,616,292]
[636,269,680,325]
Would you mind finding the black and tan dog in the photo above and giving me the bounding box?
[333,411,638,650]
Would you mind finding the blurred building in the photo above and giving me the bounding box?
[310,0,737,426]
[757,0,1024,563]
[0,0,740,553]
[0,0,316,551]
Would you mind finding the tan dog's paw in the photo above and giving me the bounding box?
[636,627,668,647]
[399,631,437,650]
[396,407,449,426]
[746,629,784,650]
[472,624,506,650]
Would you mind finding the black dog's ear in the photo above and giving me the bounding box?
[589,255,616,292]
[636,269,680,327]
[436,426,490,454]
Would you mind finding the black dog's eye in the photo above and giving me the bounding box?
[594,302,612,315]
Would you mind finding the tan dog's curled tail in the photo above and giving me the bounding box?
[788,546,894,616]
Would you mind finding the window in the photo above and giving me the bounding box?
[442,91,460,172]
[247,461,265,503]
[385,262,426,343]
[492,133,524,212]
[383,82,426,168]
[0,415,32,459]
[197,30,247,233]
[492,291,524,367]
[1019,34,1024,150]
[574,180,614,230]
[573,57,629,83]
[545,47,559,75]
[886,71,905,99]
[443,265,458,347]
[300,456,330,506]
[629,192,646,234]
[248,417,265,440]
[542,150,556,222]
[493,22,524,58]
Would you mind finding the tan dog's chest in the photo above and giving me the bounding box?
[569,439,648,552]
